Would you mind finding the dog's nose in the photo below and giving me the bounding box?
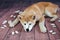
[26,29,29,32]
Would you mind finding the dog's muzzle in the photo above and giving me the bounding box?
[26,29,29,32]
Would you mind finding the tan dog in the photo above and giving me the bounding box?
[8,2,59,33]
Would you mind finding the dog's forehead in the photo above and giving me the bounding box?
[23,14,33,18]
[22,15,33,22]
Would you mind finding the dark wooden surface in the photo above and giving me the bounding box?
[0,3,60,40]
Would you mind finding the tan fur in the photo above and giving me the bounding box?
[18,2,59,22]
[8,2,59,33]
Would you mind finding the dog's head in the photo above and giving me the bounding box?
[18,11,36,32]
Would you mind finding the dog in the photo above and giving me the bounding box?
[8,2,59,33]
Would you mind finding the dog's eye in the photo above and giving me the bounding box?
[33,16,35,20]
[24,23,26,25]
[29,23,31,25]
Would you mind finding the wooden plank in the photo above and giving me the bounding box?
[55,10,60,30]
[53,10,60,40]
[46,18,60,39]
[0,8,9,18]
[0,9,11,40]
[0,4,19,40]
[35,23,49,40]
[0,7,13,40]
[45,19,56,40]
[4,23,22,40]
[3,4,23,40]
[54,21,60,40]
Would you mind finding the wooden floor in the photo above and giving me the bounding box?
[0,3,60,40]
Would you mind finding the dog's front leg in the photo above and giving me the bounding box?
[8,18,19,27]
[39,16,47,33]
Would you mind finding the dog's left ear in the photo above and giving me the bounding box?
[29,10,36,20]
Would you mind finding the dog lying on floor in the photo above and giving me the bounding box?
[8,2,59,33]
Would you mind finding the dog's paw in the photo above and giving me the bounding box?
[40,26,47,33]
[50,19,55,22]
[8,20,14,27]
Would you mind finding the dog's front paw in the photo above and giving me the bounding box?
[8,20,14,27]
[40,26,47,33]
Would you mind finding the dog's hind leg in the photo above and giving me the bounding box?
[50,14,58,22]
[45,7,58,22]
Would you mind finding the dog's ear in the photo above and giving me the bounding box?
[17,15,21,19]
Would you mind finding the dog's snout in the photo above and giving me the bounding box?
[26,29,29,32]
